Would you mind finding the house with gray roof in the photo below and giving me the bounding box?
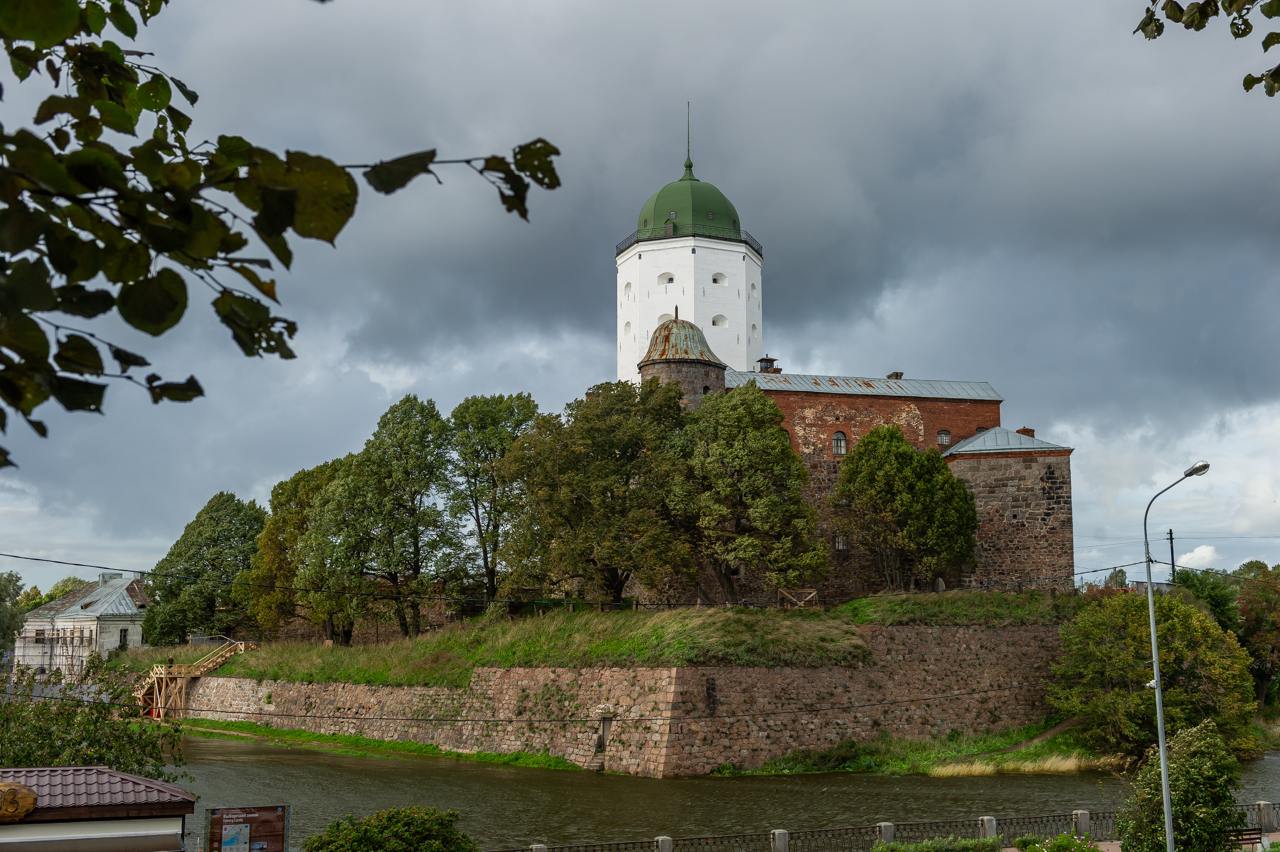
[13,572,149,677]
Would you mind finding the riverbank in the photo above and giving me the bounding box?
[182,717,579,770]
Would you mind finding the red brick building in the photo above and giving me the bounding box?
[637,318,1074,597]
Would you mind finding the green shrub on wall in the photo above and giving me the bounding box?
[303,807,479,852]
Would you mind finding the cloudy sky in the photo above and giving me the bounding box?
[4,0,1280,590]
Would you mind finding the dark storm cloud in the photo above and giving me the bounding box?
[4,0,1280,583]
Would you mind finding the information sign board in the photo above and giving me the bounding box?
[207,805,289,852]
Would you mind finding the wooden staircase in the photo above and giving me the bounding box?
[134,638,256,720]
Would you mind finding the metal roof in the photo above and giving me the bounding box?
[0,766,195,809]
[725,371,1002,402]
[640,318,727,367]
[23,574,147,621]
[943,426,1070,456]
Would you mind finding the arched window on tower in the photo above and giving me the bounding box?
[623,282,632,300]
[711,314,727,327]
[834,533,849,553]
[624,321,632,339]
[750,323,758,339]
[937,429,952,447]
[833,431,848,456]
[657,313,673,324]
[712,273,727,286]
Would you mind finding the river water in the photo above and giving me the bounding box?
[175,738,1280,850]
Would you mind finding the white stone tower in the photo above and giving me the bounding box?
[615,152,763,382]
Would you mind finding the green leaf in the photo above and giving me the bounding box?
[170,77,199,106]
[0,0,80,48]
[107,1,137,38]
[0,313,50,361]
[230,264,279,303]
[1263,32,1280,50]
[513,138,562,190]
[1263,0,1280,17]
[1163,0,1186,22]
[1245,73,1265,91]
[34,95,88,125]
[281,152,357,243]
[0,207,44,253]
[363,149,438,195]
[146,375,203,403]
[109,345,149,372]
[83,2,107,34]
[65,148,127,191]
[481,156,532,220]
[1231,15,1253,37]
[94,99,136,134]
[3,259,56,311]
[253,187,298,238]
[137,75,172,110]
[55,284,116,318]
[117,268,188,335]
[51,376,106,412]
[212,291,296,358]
[165,105,191,134]
[53,334,104,376]
[100,241,151,284]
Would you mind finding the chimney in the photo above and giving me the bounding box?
[99,572,123,585]
[1016,426,1036,438]
[885,371,904,380]
[756,355,781,374]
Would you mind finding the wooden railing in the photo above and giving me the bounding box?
[134,638,256,719]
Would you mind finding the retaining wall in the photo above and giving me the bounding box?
[186,624,1060,778]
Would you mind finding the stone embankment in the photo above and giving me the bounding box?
[186,624,1059,778]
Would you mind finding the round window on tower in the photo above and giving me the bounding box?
[711,314,727,328]
[712,273,726,286]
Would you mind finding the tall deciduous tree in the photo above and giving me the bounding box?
[1174,568,1240,634]
[502,380,690,604]
[0,1,559,468]
[833,425,977,591]
[1235,559,1280,704]
[143,491,266,644]
[235,458,346,635]
[448,393,537,604]
[668,383,826,603]
[1050,592,1257,757]
[296,457,365,646]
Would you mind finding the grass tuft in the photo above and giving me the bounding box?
[837,591,1080,627]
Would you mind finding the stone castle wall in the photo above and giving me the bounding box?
[186,624,1059,778]
[947,451,1074,591]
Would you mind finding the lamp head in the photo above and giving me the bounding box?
[1184,461,1210,477]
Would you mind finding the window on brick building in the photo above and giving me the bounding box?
[832,431,847,456]
[936,429,951,447]
[834,534,848,553]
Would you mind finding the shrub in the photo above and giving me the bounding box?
[1020,834,1098,852]
[874,839,1001,852]
[1049,592,1257,756]
[1117,720,1242,852]
[302,807,479,852]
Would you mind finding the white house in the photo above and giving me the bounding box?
[13,573,148,677]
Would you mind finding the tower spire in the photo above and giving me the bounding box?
[683,101,695,179]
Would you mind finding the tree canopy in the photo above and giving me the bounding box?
[0,570,22,650]
[1234,559,1280,704]
[1050,591,1257,756]
[1134,0,1280,97]
[0,0,559,468]
[833,424,977,591]
[143,490,266,644]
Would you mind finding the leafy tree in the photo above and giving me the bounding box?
[303,807,479,852]
[15,584,43,613]
[1050,591,1257,757]
[448,393,537,604]
[296,456,368,646]
[1133,0,1280,98]
[18,574,93,613]
[0,663,181,780]
[833,425,977,591]
[0,1,559,468]
[0,571,22,650]
[1118,720,1242,852]
[502,380,690,604]
[235,458,345,635]
[143,491,266,644]
[1174,568,1240,634]
[1104,567,1129,589]
[1234,559,1280,704]
[667,382,826,603]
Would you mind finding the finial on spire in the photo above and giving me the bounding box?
[682,101,695,179]
[674,305,679,320]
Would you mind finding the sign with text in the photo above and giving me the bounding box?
[207,805,289,852]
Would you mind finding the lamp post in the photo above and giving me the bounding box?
[1142,460,1210,852]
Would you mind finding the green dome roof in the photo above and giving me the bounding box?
[639,316,726,368]
[634,158,743,246]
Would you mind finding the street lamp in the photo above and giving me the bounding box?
[1142,460,1210,852]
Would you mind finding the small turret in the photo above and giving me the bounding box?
[637,311,726,409]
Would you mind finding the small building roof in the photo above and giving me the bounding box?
[640,317,727,368]
[23,574,147,621]
[943,426,1070,456]
[725,370,1002,402]
[0,766,194,821]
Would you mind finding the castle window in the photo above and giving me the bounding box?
[832,431,848,456]
[624,321,632,338]
[623,282,632,300]
[751,323,758,338]
[657,313,673,324]
[712,273,726,286]
[834,534,849,553]
[937,430,952,446]
[711,314,727,327]
[703,386,710,395]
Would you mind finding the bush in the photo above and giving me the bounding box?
[1049,592,1257,756]
[874,839,1001,852]
[1019,834,1098,852]
[1117,720,1242,852]
[302,807,479,852]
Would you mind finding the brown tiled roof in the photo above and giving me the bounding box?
[0,766,195,809]
[22,584,97,619]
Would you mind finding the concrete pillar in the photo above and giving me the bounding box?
[979,817,998,839]
[1072,810,1090,838]
[1255,802,1275,832]
[877,823,895,843]
[771,829,790,852]
[657,837,674,852]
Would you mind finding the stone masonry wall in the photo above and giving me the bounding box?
[947,451,1075,591]
[186,625,1059,778]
